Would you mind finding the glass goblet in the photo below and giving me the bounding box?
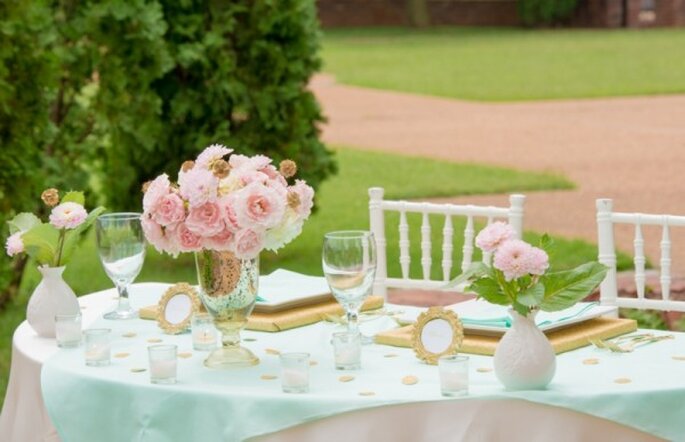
[322,231,377,336]
[96,213,146,320]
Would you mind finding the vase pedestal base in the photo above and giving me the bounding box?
[204,346,259,369]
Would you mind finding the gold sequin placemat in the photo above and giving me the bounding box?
[375,317,638,356]
[139,296,385,333]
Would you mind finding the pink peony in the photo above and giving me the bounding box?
[475,222,516,253]
[528,246,550,276]
[179,167,218,207]
[290,180,314,219]
[152,193,186,227]
[175,222,202,252]
[49,202,88,230]
[203,227,235,251]
[234,182,286,229]
[234,228,264,259]
[143,174,170,212]
[185,202,224,237]
[196,144,233,169]
[493,239,536,281]
[5,232,24,257]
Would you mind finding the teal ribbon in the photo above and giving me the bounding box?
[460,316,512,328]
[256,295,267,303]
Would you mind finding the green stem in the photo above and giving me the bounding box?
[55,229,66,267]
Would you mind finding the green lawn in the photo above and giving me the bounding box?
[2,146,609,404]
[322,27,685,101]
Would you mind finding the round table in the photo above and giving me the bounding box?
[0,284,667,441]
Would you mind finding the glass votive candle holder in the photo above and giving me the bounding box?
[438,354,469,397]
[55,313,82,348]
[84,328,111,367]
[280,352,310,394]
[332,331,361,370]
[148,344,178,385]
[191,313,218,351]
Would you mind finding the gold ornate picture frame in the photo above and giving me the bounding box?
[157,283,202,334]
[411,306,464,365]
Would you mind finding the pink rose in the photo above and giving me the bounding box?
[142,215,169,253]
[179,167,218,207]
[475,222,516,253]
[175,222,202,252]
[186,202,224,237]
[234,228,264,259]
[290,179,314,219]
[218,195,241,231]
[493,239,536,281]
[259,164,280,180]
[203,227,235,251]
[153,193,186,227]
[143,174,170,212]
[5,232,24,257]
[49,202,88,230]
[234,182,285,229]
[196,144,233,169]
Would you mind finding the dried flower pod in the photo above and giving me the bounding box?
[41,188,59,207]
[212,159,231,179]
[141,181,151,193]
[287,191,301,209]
[279,160,297,178]
[181,160,195,172]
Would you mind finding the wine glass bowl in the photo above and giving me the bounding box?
[322,231,377,335]
[96,213,146,320]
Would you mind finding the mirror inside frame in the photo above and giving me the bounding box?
[157,283,202,334]
[412,307,464,365]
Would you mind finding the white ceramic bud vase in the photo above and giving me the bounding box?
[493,308,556,390]
[26,266,80,338]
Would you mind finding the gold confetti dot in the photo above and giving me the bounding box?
[401,375,418,385]
[309,360,318,366]
[130,368,146,373]
[260,374,278,380]
[359,391,375,396]
[672,356,685,361]
[147,338,163,343]
[582,358,599,365]
[244,338,257,342]
[114,352,130,359]
[614,378,632,384]
[265,348,280,355]
[178,352,193,359]
[122,332,137,338]
[384,354,398,358]
[476,367,493,373]
[338,375,355,383]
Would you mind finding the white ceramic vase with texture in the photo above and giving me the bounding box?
[26,266,80,338]
[493,308,556,390]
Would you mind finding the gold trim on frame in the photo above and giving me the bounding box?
[157,283,202,334]
[411,306,464,365]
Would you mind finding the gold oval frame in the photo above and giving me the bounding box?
[157,283,202,334]
[411,306,464,365]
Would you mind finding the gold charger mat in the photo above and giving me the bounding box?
[139,296,384,333]
[375,317,637,356]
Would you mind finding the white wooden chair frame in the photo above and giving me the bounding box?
[369,187,525,299]
[597,198,685,312]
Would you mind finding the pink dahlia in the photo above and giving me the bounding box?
[493,239,536,281]
[143,174,170,212]
[196,144,233,169]
[475,222,516,253]
[5,232,24,257]
[49,202,87,230]
[179,167,218,207]
[234,228,265,259]
[528,246,550,276]
[152,193,186,227]
[234,182,286,229]
[185,202,224,237]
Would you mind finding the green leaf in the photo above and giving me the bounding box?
[7,213,41,234]
[539,233,553,252]
[468,278,509,306]
[539,262,608,312]
[60,206,106,264]
[21,223,60,266]
[445,262,491,288]
[517,283,544,307]
[61,191,85,205]
[512,301,530,317]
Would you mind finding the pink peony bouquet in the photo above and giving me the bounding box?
[450,222,608,317]
[141,144,314,260]
[5,189,104,267]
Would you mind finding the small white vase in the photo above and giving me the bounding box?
[493,308,556,390]
[26,266,80,338]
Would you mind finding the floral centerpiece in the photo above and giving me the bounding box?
[5,190,104,337]
[451,222,608,390]
[141,144,314,368]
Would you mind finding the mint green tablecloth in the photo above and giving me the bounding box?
[42,284,685,441]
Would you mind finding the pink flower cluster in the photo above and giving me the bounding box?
[141,145,314,260]
[476,222,549,281]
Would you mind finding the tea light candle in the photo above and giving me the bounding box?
[191,313,217,351]
[84,329,111,367]
[150,359,177,380]
[331,332,361,370]
[55,314,82,348]
[440,370,468,392]
[335,347,360,365]
[280,352,310,393]
[85,344,111,362]
[438,355,469,397]
[148,344,178,384]
[282,368,308,388]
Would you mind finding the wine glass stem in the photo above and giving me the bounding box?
[347,309,360,335]
[115,283,131,313]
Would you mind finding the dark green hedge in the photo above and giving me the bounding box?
[518,0,579,27]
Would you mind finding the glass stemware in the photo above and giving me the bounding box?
[96,213,146,320]
[322,231,377,336]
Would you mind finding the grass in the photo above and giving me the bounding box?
[322,27,685,101]
[1,146,601,404]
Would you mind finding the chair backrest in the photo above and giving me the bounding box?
[368,187,525,298]
[596,198,685,312]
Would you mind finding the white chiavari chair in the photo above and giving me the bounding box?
[368,187,526,300]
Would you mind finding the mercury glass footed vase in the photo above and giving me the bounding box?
[195,250,260,369]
